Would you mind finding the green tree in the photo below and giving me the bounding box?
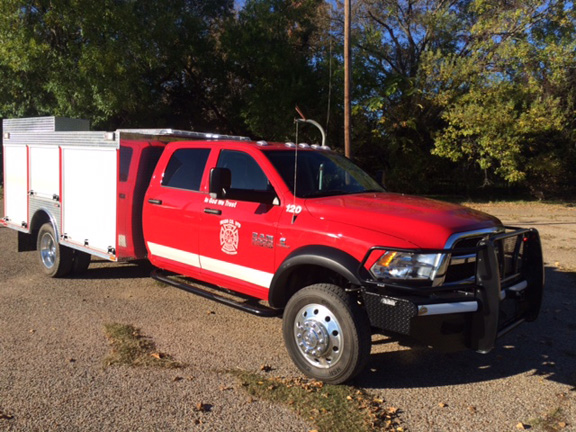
[426,0,576,195]
[345,0,575,196]
[345,0,475,192]
[0,0,234,129]
[219,0,329,140]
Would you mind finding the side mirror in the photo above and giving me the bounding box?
[209,167,231,199]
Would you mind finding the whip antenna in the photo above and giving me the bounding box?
[291,115,300,224]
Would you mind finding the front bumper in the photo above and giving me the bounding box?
[360,228,544,352]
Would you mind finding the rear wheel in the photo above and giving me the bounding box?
[283,283,371,384]
[37,222,73,278]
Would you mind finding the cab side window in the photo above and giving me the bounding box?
[162,148,210,191]
[216,150,277,204]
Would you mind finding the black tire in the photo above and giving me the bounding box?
[37,222,73,278]
[282,283,371,384]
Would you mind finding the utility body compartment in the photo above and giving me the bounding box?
[1,116,246,261]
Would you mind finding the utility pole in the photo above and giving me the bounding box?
[344,0,351,158]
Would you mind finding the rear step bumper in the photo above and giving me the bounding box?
[151,269,282,317]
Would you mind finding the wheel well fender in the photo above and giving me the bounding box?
[19,210,59,252]
[268,245,366,309]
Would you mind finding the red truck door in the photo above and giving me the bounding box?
[198,149,283,300]
[117,140,164,260]
[143,144,211,276]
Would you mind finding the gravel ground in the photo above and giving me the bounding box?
[1,200,575,431]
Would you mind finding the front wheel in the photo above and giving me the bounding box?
[282,283,371,384]
[37,222,73,278]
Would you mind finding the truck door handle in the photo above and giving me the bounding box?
[148,199,163,205]
[204,208,222,215]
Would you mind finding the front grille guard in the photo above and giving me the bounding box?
[359,227,541,296]
[360,227,544,352]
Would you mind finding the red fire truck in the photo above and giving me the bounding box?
[2,116,544,384]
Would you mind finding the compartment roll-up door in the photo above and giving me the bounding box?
[3,144,28,230]
[61,146,117,254]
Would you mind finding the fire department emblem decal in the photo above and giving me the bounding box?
[219,219,241,255]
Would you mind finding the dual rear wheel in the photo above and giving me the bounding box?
[37,222,91,278]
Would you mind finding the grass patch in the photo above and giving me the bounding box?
[529,407,570,432]
[103,323,182,368]
[229,370,403,431]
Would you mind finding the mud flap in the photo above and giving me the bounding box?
[18,230,36,252]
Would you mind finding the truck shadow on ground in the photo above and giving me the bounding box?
[356,267,576,391]
[74,259,155,280]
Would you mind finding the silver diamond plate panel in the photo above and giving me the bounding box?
[29,196,62,233]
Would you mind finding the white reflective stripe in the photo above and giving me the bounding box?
[147,242,273,289]
[148,242,201,268]
[418,301,478,316]
[201,256,274,289]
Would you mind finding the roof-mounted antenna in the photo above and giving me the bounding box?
[291,110,301,225]
[292,106,328,225]
[295,106,327,148]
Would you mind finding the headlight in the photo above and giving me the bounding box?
[370,251,443,282]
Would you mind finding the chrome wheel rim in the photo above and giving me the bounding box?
[293,303,343,369]
[40,232,56,269]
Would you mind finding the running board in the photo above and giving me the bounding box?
[151,269,282,317]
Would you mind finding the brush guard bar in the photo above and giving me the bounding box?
[359,228,544,353]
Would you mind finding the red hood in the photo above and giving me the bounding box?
[304,193,501,249]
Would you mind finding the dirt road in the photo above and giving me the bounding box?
[1,200,575,431]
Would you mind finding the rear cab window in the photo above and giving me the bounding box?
[162,148,211,191]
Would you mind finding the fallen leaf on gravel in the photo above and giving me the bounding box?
[207,310,215,315]
[172,376,183,382]
[195,403,212,412]
[260,364,273,372]
[219,385,233,391]
[516,422,526,430]
[558,422,567,428]
[0,412,14,420]
[468,406,477,414]
[29,329,35,333]
[438,402,447,408]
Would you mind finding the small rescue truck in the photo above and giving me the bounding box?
[2,116,544,384]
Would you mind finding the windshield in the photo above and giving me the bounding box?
[265,150,384,198]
